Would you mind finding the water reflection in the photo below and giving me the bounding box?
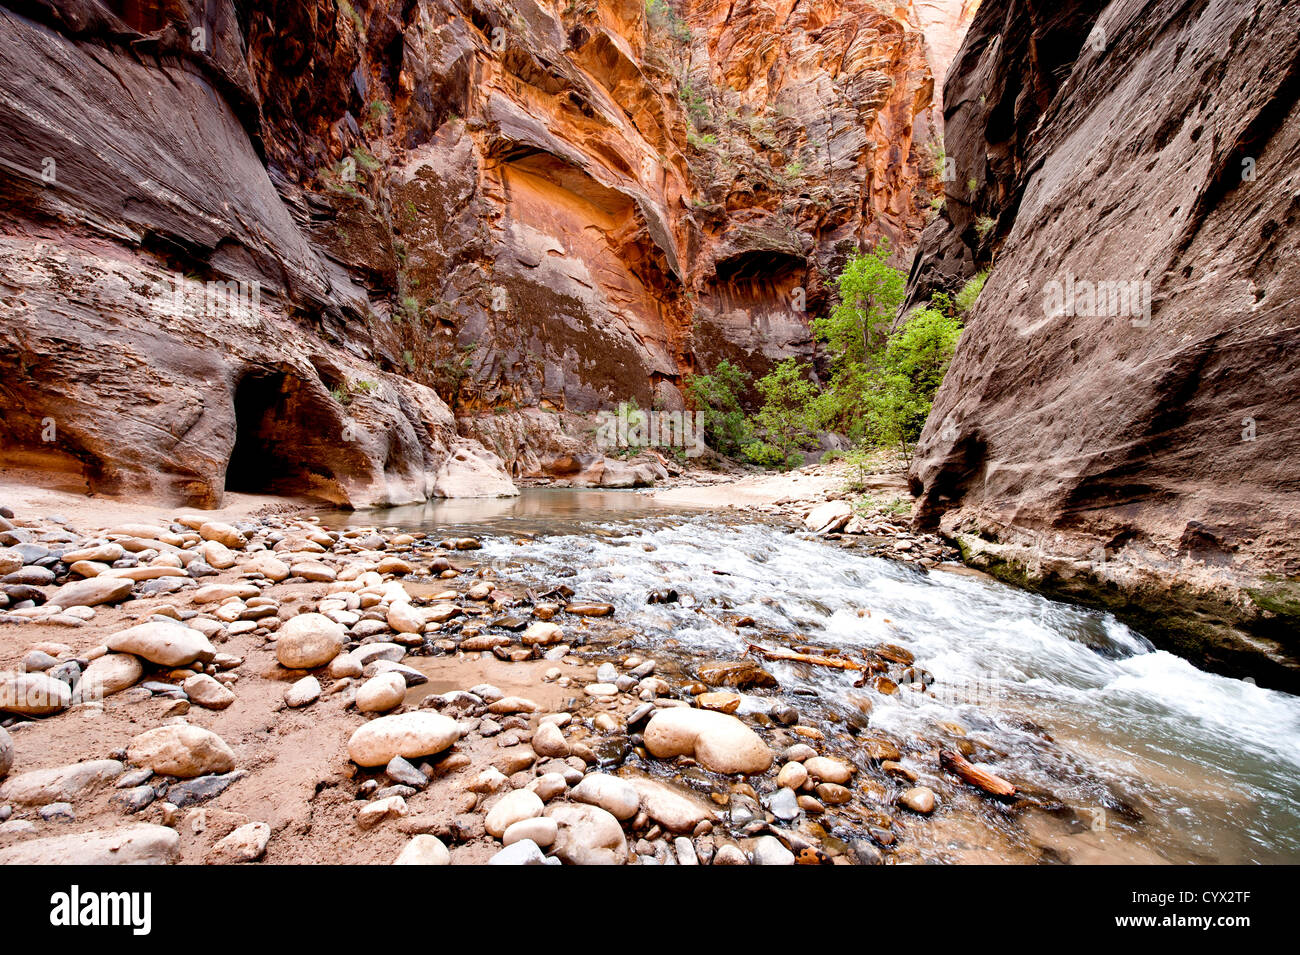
[314,487,708,537]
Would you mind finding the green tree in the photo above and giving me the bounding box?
[685,359,752,456]
[813,240,907,369]
[860,301,963,463]
[743,359,819,468]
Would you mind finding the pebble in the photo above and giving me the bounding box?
[487,696,539,714]
[469,767,507,793]
[356,795,408,829]
[596,663,619,683]
[284,675,321,708]
[752,834,796,865]
[106,621,215,667]
[327,655,363,679]
[805,756,854,784]
[0,823,179,865]
[527,772,568,801]
[503,816,558,848]
[73,653,143,701]
[394,834,450,865]
[0,672,71,715]
[208,822,271,863]
[782,743,817,763]
[712,844,749,865]
[769,787,800,821]
[385,756,428,790]
[521,622,564,645]
[488,838,550,865]
[696,691,741,713]
[21,650,59,672]
[48,576,133,608]
[532,721,569,758]
[900,786,937,814]
[0,760,124,809]
[182,673,235,710]
[546,803,627,865]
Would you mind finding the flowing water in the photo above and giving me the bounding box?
[325,489,1300,864]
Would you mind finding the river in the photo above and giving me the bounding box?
[321,488,1300,864]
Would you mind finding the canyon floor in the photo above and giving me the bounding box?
[0,463,993,866]
[2,465,1295,866]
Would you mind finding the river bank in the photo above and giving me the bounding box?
[2,482,1297,865]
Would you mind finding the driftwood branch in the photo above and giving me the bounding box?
[940,750,1017,798]
[747,643,869,672]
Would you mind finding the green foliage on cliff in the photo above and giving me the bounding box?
[690,243,970,468]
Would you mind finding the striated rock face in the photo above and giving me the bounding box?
[0,2,512,507]
[0,0,955,505]
[906,0,1300,687]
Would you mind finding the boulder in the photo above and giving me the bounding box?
[545,803,627,865]
[127,724,236,778]
[49,576,134,608]
[106,621,215,667]
[0,759,122,805]
[73,652,143,701]
[0,725,11,777]
[347,712,461,767]
[0,672,72,715]
[0,823,180,864]
[275,613,344,669]
[644,708,773,775]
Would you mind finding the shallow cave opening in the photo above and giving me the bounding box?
[225,371,337,497]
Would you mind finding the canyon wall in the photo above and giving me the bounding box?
[906,0,1300,688]
[0,0,954,498]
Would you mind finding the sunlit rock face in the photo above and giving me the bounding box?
[0,0,953,504]
[906,0,1300,688]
